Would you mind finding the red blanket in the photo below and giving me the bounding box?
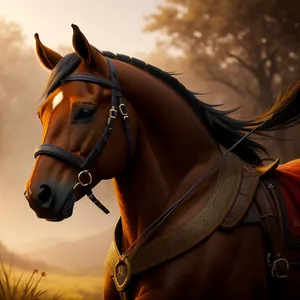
[275,159,300,239]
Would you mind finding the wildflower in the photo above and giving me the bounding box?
[41,271,47,277]
[33,268,39,273]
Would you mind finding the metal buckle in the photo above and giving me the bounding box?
[73,170,93,190]
[119,104,128,119]
[113,255,131,292]
[271,257,289,278]
[108,106,117,124]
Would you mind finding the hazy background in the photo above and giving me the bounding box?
[0,0,299,298]
[0,0,165,252]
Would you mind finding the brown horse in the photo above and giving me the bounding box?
[24,24,300,300]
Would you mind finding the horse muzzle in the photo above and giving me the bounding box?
[24,180,79,221]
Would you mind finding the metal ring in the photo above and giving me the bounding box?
[271,258,289,278]
[77,170,92,186]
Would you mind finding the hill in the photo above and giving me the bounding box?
[14,237,69,253]
[0,240,69,275]
[23,227,114,276]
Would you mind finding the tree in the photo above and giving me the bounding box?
[0,18,47,158]
[144,0,300,161]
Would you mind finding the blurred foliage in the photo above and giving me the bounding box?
[145,0,300,161]
[0,18,47,156]
[0,18,46,107]
[0,18,47,163]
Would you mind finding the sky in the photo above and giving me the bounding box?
[0,0,165,252]
[1,0,163,55]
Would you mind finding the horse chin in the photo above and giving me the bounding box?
[43,203,74,221]
[46,217,66,222]
[45,183,98,222]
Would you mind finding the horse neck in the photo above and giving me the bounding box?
[113,60,221,249]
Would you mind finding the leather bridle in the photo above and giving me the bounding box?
[34,58,132,214]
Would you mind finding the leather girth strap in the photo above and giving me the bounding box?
[253,178,289,278]
[235,157,290,280]
[105,154,263,299]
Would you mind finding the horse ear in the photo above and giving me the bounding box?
[34,33,63,70]
[71,24,108,74]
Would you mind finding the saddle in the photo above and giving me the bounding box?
[235,158,300,300]
[236,159,300,278]
[222,156,300,274]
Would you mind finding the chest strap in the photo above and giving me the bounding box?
[105,154,261,298]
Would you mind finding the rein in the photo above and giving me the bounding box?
[33,56,271,255]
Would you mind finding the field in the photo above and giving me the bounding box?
[0,263,104,300]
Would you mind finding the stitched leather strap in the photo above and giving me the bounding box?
[255,179,289,278]
[220,163,261,229]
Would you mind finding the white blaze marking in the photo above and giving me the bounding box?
[52,91,64,110]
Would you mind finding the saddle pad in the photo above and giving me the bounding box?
[275,159,300,246]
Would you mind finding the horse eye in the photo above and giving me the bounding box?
[75,108,95,121]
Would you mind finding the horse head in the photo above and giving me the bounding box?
[25,25,137,221]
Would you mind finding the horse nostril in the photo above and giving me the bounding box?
[37,184,54,208]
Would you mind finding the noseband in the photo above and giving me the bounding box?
[34,58,131,214]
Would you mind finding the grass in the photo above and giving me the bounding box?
[0,262,103,300]
[0,262,60,300]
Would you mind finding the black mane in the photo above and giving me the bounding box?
[41,51,300,166]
